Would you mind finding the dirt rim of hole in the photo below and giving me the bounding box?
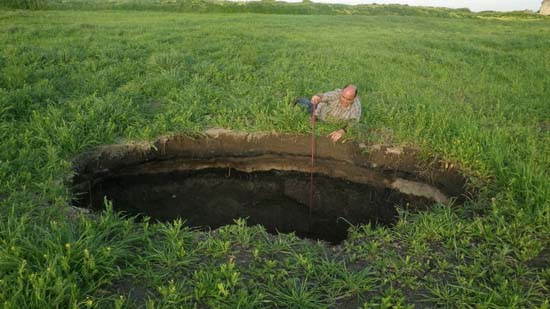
[71,129,474,243]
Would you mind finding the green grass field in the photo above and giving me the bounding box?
[0,6,549,308]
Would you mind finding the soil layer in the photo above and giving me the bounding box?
[72,129,470,243]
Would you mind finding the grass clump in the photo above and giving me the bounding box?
[0,0,48,9]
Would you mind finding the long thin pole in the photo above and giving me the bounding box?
[309,104,316,228]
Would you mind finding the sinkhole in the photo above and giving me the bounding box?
[72,129,469,244]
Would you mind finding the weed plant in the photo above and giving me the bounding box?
[0,8,549,307]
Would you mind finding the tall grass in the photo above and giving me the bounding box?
[0,0,48,9]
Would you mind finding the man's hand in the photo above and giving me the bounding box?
[329,129,345,142]
[311,95,322,105]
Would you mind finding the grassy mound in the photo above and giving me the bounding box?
[0,9,548,307]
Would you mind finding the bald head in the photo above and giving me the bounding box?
[340,84,358,107]
[343,85,357,98]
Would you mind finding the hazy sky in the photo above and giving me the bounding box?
[282,0,542,12]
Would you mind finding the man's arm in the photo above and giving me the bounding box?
[329,128,346,142]
[329,99,362,142]
[329,122,355,142]
[312,90,340,105]
[311,94,322,105]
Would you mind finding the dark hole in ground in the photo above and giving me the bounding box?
[75,168,432,244]
[71,130,470,245]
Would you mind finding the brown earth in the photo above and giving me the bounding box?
[71,129,472,243]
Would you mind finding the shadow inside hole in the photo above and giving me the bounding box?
[74,168,434,244]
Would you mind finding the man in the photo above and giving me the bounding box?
[296,84,361,142]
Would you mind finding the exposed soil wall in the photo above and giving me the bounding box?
[73,129,468,203]
[71,129,471,243]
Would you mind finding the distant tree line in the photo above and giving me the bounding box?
[0,0,545,19]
